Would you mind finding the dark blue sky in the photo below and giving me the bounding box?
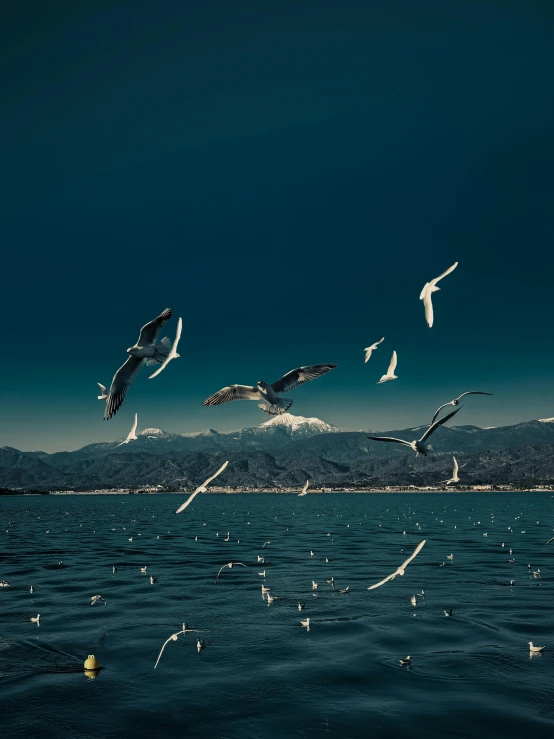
[2,1,554,452]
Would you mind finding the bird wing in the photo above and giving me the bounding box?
[270,364,338,393]
[201,460,229,488]
[97,383,107,393]
[453,456,458,475]
[400,539,426,569]
[430,261,458,286]
[456,391,494,401]
[203,385,260,406]
[154,633,179,669]
[420,406,462,442]
[419,282,430,300]
[422,288,434,328]
[367,436,413,448]
[148,317,182,379]
[130,413,138,438]
[175,489,202,514]
[546,537,554,546]
[387,351,397,375]
[215,564,229,580]
[137,308,173,346]
[430,402,450,426]
[104,356,145,420]
[367,572,396,590]
[298,480,310,496]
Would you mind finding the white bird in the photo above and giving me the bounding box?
[364,337,384,363]
[175,460,229,514]
[430,391,493,425]
[446,554,454,560]
[419,262,458,328]
[215,562,247,583]
[148,316,182,379]
[141,566,147,573]
[444,608,453,617]
[266,593,276,605]
[261,585,271,595]
[529,641,546,653]
[0,580,9,587]
[340,586,350,594]
[546,537,554,545]
[298,603,305,611]
[411,595,417,606]
[202,364,338,416]
[444,457,460,485]
[258,570,266,577]
[377,351,398,384]
[116,413,139,447]
[312,581,318,589]
[300,618,310,631]
[104,308,174,420]
[399,655,411,666]
[262,541,271,548]
[154,623,199,669]
[97,383,108,400]
[90,595,106,606]
[368,408,461,456]
[258,556,265,563]
[298,480,310,497]
[150,576,157,584]
[30,614,40,624]
[29,585,33,593]
[367,540,426,590]
[196,639,205,653]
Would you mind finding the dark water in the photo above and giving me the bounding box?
[1,492,554,738]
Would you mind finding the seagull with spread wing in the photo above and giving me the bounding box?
[367,540,426,590]
[364,337,384,363]
[104,308,174,420]
[175,460,229,514]
[215,562,247,583]
[377,351,398,384]
[444,456,460,485]
[202,364,338,415]
[116,413,139,447]
[154,623,199,669]
[420,262,458,328]
[298,480,310,497]
[430,391,493,425]
[149,317,182,379]
[367,406,462,456]
[97,383,108,400]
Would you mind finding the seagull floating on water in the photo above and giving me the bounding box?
[300,618,310,631]
[399,655,411,666]
[175,461,229,514]
[419,262,458,328]
[30,614,40,624]
[104,308,174,419]
[116,413,139,447]
[368,408,461,456]
[202,364,338,416]
[377,351,398,384]
[529,641,546,653]
[90,595,106,606]
[444,608,453,617]
[364,337,384,363]
[367,540,426,590]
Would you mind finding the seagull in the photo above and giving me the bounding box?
[141,566,147,573]
[196,639,205,653]
[104,308,174,420]
[446,554,454,560]
[546,537,554,545]
[266,594,276,605]
[0,580,9,587]
[444,457,460,485]
[300,618,310,631]
[90,595,106,606]
[148,317,182,379]
[368,407,462,456]
[30,614,40,624]
[116,413,139,447]
[258,556,265,563]
[430,391,493,425]
[298,480,310,497]
[411,595,417,606]
[175,460,229,514]
[312,581,318,589]
[154,623,199,668]
[258,570,266,577]
[444,608,453,617]
[97,383,109,400]
[399,656,411,666]
[529,641,546,653]
[364,337,384,363]
[367,540,426,590]
[340,586,350,594]
[298,603,305,611]
[419,262,458,328]
[150,576,157,584]
[377,351,398,384]
[261,585,271,595]
[29,585,33,593]
[262,541,271,548]
[215,562,247,583]
[202,364,338,416]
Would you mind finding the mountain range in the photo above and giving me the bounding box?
[2,413,554,490]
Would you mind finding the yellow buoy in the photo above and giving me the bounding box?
[83,654,101,671]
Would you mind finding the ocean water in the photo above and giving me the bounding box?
[1,492,554,739]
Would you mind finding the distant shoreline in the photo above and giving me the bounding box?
[1,488,553,496]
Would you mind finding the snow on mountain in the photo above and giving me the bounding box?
[258,413,340,435]
[138,428,173,438]
[539,418,554,423]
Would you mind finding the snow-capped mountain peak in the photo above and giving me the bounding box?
[139,428,168,437]
[258,413,340,435]
[539,418,554,423]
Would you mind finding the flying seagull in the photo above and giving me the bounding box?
[116,413,139,447]
[154,623,199,669]
[367,540,426,590]
[364,337,384,363]
[377,351,397,384]
[367,407,462,456]
[444,456,460,485]
[202,364,338,416]
[97,383,108,400]
[545,537,554,546]
[104,308,173,420]
[298,480,310,497]
[430,391,493,425]
[175,460,229,514]
[90,595,106,606]
[215,562,247,583]
[149,317,182,380]
[420,261,458,328]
